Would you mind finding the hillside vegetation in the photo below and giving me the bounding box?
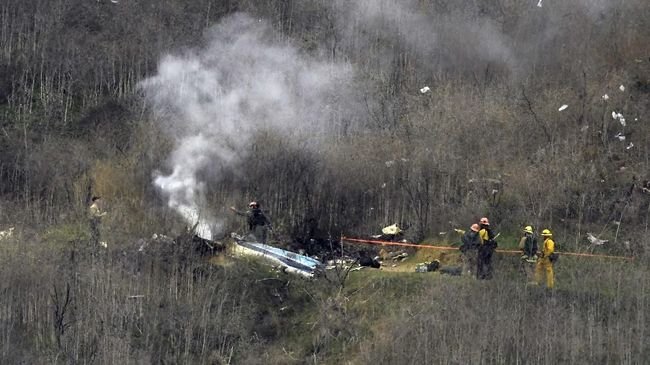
[0,0,648,363]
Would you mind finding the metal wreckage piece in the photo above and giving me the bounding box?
[230,233,323,278]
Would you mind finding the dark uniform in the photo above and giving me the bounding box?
[460,226,481,276]
[519,227,538,281]
[233,203,272,243]
[477,218,496,280]
[88,197,106,247]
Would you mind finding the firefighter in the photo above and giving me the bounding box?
[535,229,555,289]
[459,223,481,276]
[519,225,538,281]
[88,196,107,247]
[477,217,497,280]
[519,226,538,261]
[230,201,272,244]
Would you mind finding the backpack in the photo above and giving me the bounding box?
[523,235,538,257]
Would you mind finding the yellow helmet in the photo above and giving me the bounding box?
[523,226,533,234]
[541,229,552,237]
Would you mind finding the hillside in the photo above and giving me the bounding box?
[0,0,648,363]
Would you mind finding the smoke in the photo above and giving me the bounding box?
[331,0,517,74]
[140,13,352,239]
[330,0,626,78]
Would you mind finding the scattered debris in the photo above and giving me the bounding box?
[626,142,634,150]
[612,111,623,120]
[587,233,608,246]
[359,256,381,268]
[99,241,108,248]
[614,132,626,141]
[127,295,145,299]
[415,260,440,273]
[612,111,626,126]
[619,85,625,92]
[137,232,223,257]
[558,104,568,111]
[385,160,395,167]
[420,86,430,94]
[379,250,409,261]
[602,94,609,100]
[0,227,14,240]
[580,125,589,132]
[325,258,356,270]
[232,235,323,277]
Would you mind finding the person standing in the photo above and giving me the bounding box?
[230,201,272,244]
[519,225,538,282]
[535,229,555,289]
[460,223,481,277]
[88,196,107,247]
[477,217,497,280]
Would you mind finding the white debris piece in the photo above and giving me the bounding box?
[612,111,625,125]
[580,125,589,132]
[420,86,430,94]
[614,132,626,141]
[385,160,395,167]
[587,233,608,246]
[100,241,108,248]
[602,94,609,100]
[619,85,625,92]
[558,104,568,111]
[381,182,387,188]
[626,142,634,150]
[0,227,14,240]
[537,0,542,7]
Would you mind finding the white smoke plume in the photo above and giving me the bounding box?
[331,0,517,73]
[140,13,352,239]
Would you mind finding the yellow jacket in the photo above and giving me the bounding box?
[541,238,555,258]
[479,229,490,244]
